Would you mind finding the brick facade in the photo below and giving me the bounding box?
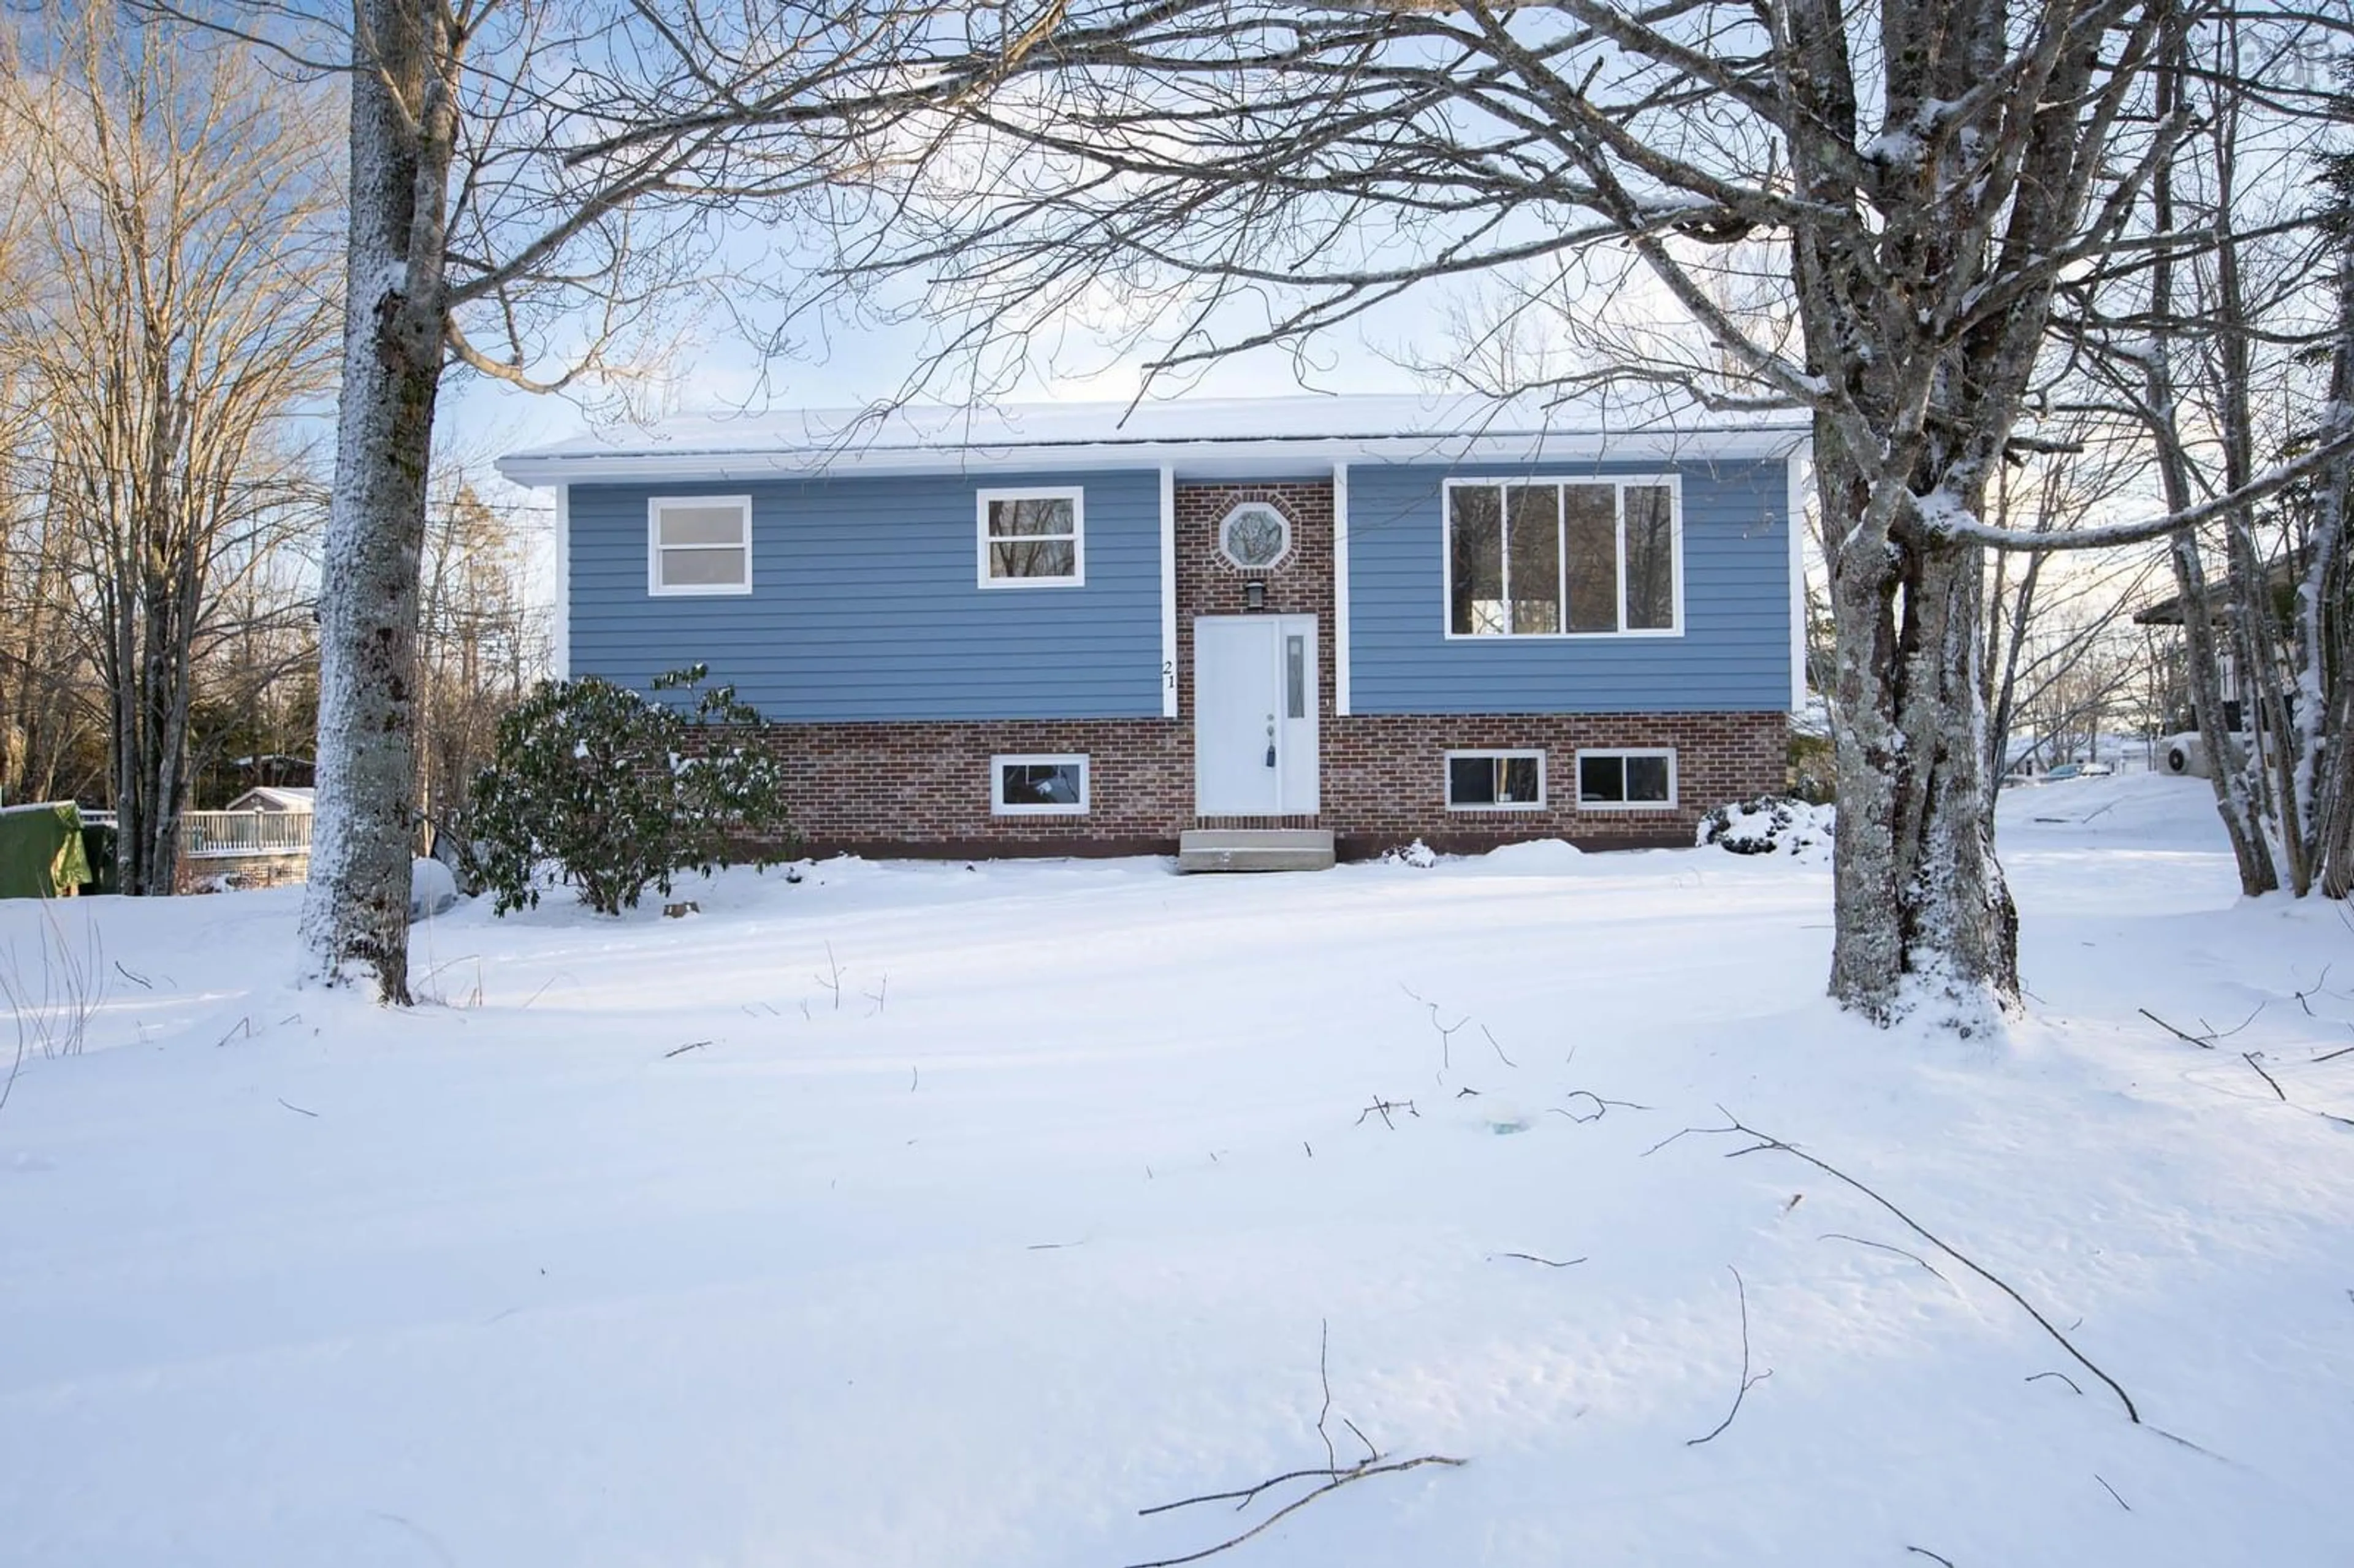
[723,475,1786,860]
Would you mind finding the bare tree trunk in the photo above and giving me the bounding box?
[1824,429,2017,1022]
[299,0,451,1002]
[2144,45,2276,896]
[2312,243,2354,896]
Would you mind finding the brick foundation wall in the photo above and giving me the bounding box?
[699,472,1787,860]
[728,708,1783,860]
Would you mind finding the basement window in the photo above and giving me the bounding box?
[1576,748,1676,810]
[992,754,1089,815]
[1446,750,1545,811]
[648,496,752,595]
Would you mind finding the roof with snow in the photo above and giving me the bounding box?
[227,786,316,813]
[496,392,1810,486]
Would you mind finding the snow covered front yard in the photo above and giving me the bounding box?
[4,775,2352,1566]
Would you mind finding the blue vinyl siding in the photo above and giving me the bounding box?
[568,470,1164,720]
[1346,459,1792,713]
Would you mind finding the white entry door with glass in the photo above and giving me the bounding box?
[1194,615,1319,816]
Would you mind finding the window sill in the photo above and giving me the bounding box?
[1443,627,1683,641]
[649,583,753,598]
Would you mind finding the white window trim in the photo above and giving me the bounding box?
[1215,499,1294,571]
[1439,474,1685,640]
[1574,747,1679,811]
[1444,748,1548,812]
[646,494,753,597]
[1159,466,1178,717]
[990,753,1091,816]
[976,486,1086,590]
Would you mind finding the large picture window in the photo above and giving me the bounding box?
[1446,478,1679,636]
[647,496,752,596]
[977,488,1084,588]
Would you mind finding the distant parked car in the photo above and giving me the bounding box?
[2080,761,2114,777]
[2043,763,2084,782]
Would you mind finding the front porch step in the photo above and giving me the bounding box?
[1177,828,1336,873]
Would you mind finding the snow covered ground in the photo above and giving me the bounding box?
[3,774,2350,1566]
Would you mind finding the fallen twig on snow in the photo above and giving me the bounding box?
[1124,1326,1467,1567]
[1819,1231,1949,1285]
[276,1097,318,1118]
[1355,1097,1419,1130]
[1657,1110,2144,1425]
[2095,1474,2131,1511]
[1398,984,1469,1072]
[815,942,844,1011]
[1550,1089,1651,1124]
[2137,1007,2215,1049]
[663,1040,712,1059]
[1905,1550,1957,1567]
[1686,1265,1769,1446]
[2242,1051,2287,1101]
[2025,1371,2084,1396]
[1127,1454,1468,1568]
[1490,1252,1585,1268]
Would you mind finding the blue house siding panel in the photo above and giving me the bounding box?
[1345,458,1793,714]
[568,470,1164,720]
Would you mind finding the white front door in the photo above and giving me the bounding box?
[1195,615,1319,816]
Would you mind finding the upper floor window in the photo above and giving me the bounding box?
[647,495,752,595]
[978,487,1084,588]
[1446,478,1679,637]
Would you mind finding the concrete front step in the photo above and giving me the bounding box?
[1177,828,1336,873]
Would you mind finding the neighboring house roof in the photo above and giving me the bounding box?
[227,786,316,813]
[496,392,1811,486]
[2132,552,2303,626]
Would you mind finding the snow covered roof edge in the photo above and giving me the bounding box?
[497,392,1811,486]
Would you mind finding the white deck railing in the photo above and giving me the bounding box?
[180,809,313,858]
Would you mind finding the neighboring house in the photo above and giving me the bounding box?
[179,785,314,892]
[496,394,1807,861]
[223,786,317,814]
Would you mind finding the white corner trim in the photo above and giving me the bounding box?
[1332,462,1352,717]
[1159,466,1178,718]
[1787,440,1813,715]
[552,484,571,680]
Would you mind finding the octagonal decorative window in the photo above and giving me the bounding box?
[1217,502,1291,570]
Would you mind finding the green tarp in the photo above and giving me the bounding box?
[0,802,93,898]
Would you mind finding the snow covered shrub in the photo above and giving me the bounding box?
[465,666,799,916]
[1699,795,1835,859]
